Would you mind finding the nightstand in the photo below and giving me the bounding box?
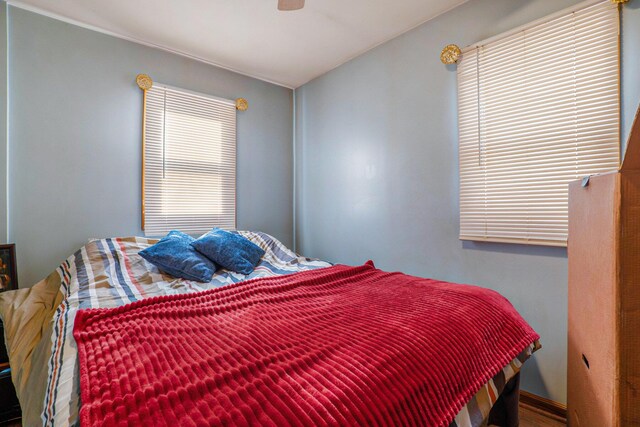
[0,320,21,425]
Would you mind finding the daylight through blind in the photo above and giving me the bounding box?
[457,0,620,246]
[143,85,236,236]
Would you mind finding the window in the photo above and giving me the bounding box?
[457,0,620,247]
[143,84,236,236]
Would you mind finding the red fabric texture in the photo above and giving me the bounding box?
[74,262,539,427]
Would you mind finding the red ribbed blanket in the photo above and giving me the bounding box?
[74,262,539,427]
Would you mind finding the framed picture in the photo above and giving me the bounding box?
[0,244,17,292]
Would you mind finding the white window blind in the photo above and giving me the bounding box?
[143,84,236,236]
[457,0,620,247]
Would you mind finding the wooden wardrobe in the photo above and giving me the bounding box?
[568,105,640,426]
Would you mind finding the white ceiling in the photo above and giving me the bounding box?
[9,0,468,88]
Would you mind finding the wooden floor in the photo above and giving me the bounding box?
[1,404,566,427]
[520,404,567,427]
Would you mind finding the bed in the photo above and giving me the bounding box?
[0,231,539,426]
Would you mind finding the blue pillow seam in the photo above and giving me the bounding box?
[140,253,209,282]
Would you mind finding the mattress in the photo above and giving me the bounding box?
[0,231,538,426]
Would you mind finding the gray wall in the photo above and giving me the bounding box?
[295,0,640,403]
[623,1,640,149]
[7,7,294,287]
[0,2,7,242]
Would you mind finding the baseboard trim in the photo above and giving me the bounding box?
[520,390,567,421]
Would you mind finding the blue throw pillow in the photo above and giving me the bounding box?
[139,230,218,282]
[191,228,265,275]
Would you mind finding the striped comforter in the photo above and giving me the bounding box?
[40,232,535,426]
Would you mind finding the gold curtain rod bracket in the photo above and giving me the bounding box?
[136,74,153,91]
[611,0,630,4]
[440,44,462,65]
[236,98,248,111]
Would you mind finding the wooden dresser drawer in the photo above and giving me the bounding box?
[0,319,21,425]
[0,322,7,365]
[0,368,20,424]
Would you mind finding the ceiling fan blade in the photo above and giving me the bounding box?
[278,0,305,11]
